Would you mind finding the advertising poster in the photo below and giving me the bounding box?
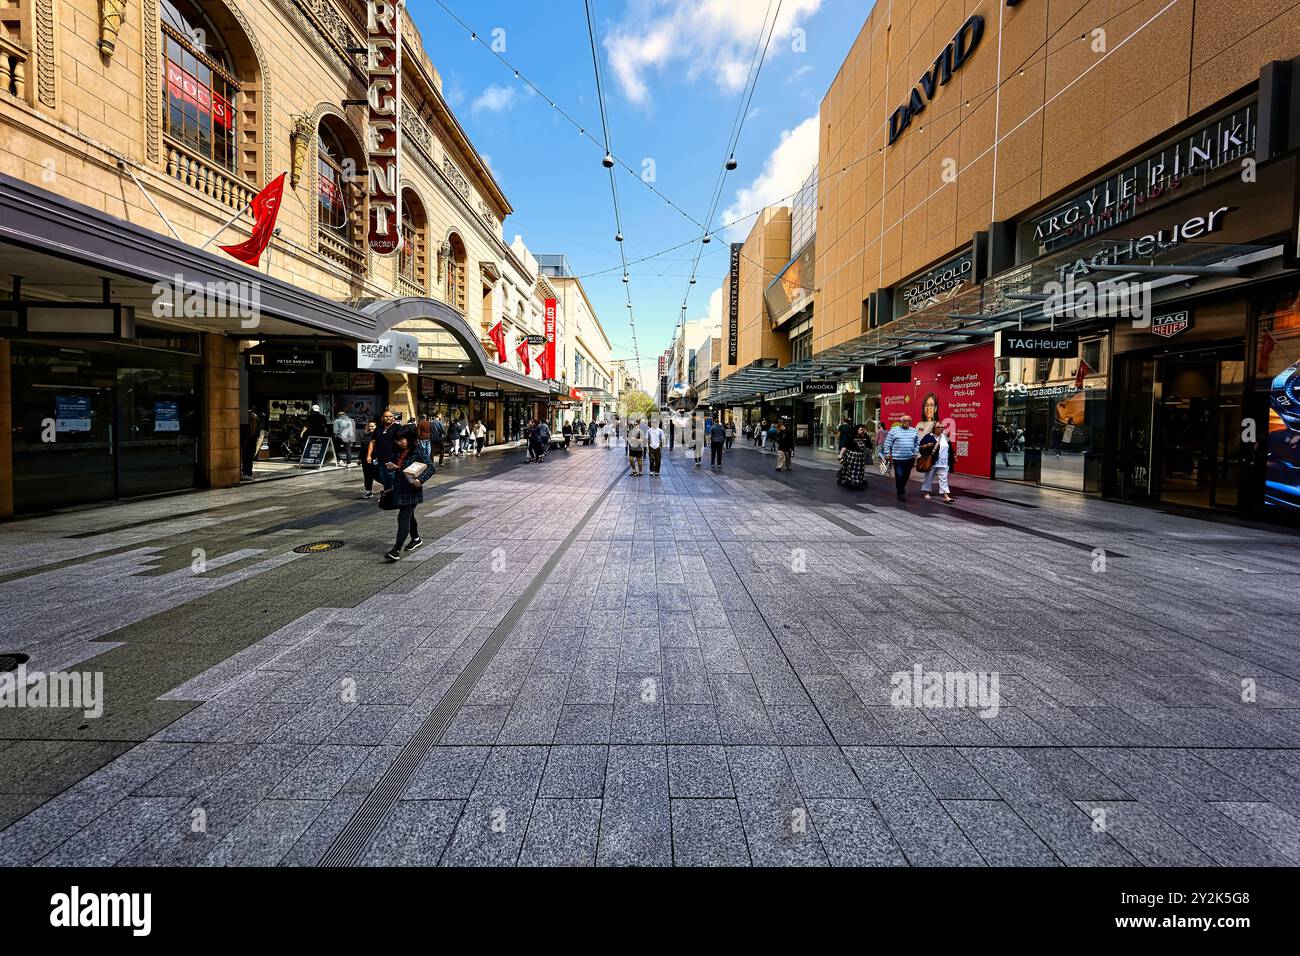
[880,344,994,477]
[55,395,92,433]
[154,401,180,432]
[341,394,377,429]
[1259,295,1300,510]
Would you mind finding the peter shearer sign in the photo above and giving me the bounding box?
[366,0,403,256]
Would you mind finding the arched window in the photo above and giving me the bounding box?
[161,0,239,173]
[399,189,428,290]
[444,233,467,313]
[318,124,352,236]
[316,117,366,271]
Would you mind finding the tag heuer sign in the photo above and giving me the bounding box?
[999,331,1078,357]
[1151,310,1192,338]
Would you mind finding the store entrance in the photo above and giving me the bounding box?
[1115,344,1244,509]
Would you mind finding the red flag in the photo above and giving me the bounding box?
[1074,358,1092,390]
[220,173,287,266]
[535,347,549,379]
[488,321,506,363]
[515,337,531,374]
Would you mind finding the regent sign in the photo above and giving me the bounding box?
[888,15,984,145]
[366,0,403,256]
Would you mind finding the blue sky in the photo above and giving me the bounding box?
[406,0,870,389]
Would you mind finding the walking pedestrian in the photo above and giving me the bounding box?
[626,419,644,475]
[837,426,870,490]
[689,415,704,468]
[524,419,537,462]
[562,420,574,451]
[331,407,355,466]
[920,421,956,502]
[883,414,921,501]
[380,428,433,562]
[724,419,735,449]
[534,418,551,462]
[758,419,769,449]
[430,413,446,465]
[304,403,329,439]
[372,408,400,474]
[242,407,261,478]
[710,418,727,470]
[415,413,432,461]
[647,418,665,475]
[836,412,856,455]
[473,419,487,455]
[360,421,378,498]
[775,422,795,471]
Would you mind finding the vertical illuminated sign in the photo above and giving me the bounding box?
[544,298,557,381]
[728,243,741,364]
[367,0,403,256]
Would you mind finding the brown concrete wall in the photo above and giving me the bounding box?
[202,333,240,490]
[814,0,1300,355]
[729,208,794,372]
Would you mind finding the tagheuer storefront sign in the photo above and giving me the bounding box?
[1028,102,1256,254]
[1000,331,1078,357]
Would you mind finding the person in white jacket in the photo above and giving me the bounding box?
[332,408,356,466]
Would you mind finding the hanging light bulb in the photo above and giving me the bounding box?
[615,232,624,242]
[702,234,711,244]
[622,274,629,283]
[690,277,697,284]
[725,154,737,171]
[602,152,615,168]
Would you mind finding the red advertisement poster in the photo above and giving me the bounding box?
[544,298,557,381]
[880,343,994,477]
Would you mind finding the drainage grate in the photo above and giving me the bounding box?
[293,540,346,554]
[0,653,30,672]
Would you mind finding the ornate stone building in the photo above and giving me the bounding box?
[0,0,553,515]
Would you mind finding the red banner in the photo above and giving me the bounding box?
[535,347,549,379]
[515,337,531,374]
[488,321,506,363]
[879,343,995,477]
[219,172,286,266]
[544,298,557,382]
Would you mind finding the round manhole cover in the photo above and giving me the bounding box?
[293,541,346,554]
[0,653,30,672]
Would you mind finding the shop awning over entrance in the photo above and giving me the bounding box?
[713,237,1281,405]
[360,297,550,394]
[0,173,379,340]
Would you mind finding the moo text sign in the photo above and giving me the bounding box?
[888,15,983,146]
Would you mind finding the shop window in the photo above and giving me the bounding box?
[1257,293,1300,511]
[161,0,240,174]
[791,329,813,363]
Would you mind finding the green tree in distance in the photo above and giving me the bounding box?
[622,389,657,419]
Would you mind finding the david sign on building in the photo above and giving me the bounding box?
[367,0,403,256]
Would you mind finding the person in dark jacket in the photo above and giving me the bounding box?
[381,428,433,561]
[836,412,856,453]
[360,420,378,498]
[775,422,795,471]
[709,419,727,470]
[562,420,574,450]
[371,408,400,470]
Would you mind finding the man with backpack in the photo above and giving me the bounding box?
[534,418,551,462]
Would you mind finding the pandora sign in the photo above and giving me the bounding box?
[367,0,403,256]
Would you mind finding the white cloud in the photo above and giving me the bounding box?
[792,64,814,80]
[604,0,822,105]
[471,84,518,114]
[721,114,818,241]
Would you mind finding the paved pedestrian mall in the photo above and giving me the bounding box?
[0,442,1298,867]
